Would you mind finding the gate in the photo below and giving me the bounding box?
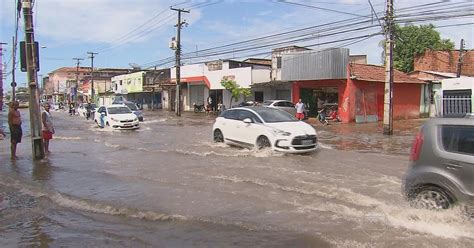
[355,89,378,123]
[443,90,472,117]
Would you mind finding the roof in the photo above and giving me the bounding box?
[408,70,458,78]
[350,63,425,84]
[51,67,91,73]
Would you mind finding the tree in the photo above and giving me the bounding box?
[220,79,251,108]
[391,24,454,73]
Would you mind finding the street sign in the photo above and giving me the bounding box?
[19,41,40,72]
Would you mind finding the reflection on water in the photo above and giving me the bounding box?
[32,159,53,182]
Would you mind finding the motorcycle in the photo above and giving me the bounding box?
[317,104,341,125]
[193,103,205,113]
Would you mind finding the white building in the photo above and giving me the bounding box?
[169,60,271,111]
[440,76,474,116]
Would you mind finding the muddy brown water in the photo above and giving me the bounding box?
[0,109,472,247]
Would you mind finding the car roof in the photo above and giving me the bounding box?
[425,117,474,126]
[263,100,291,102]
[106,104,128,108]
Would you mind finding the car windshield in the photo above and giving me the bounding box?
[253,108,298,123]
[108,106,132,114]
[124,102,138,111]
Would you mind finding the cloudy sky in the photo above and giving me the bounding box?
[1,0,473,90]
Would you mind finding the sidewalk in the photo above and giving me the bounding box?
[308,118,425,155]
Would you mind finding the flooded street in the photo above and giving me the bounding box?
[1,109,472,247]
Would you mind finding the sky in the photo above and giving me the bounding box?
[1,0,473,91]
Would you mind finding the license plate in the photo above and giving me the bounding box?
[124,124,132,127]
[301,139,313,145]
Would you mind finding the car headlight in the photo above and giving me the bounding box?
[134,118,138,121]
[271,129,291,136]
[110,117,118,122]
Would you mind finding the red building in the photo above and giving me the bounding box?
[291,63,425,123]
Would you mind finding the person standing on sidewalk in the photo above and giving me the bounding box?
[295,99,305,121]
[41,103,55,154]
[8,101,22,159]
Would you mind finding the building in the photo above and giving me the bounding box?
[440,77,473,117]
[169,59,271,111]
[414,49,474,77]
[410,49,474,117]
[46,66,90,104]
[263,47,425,123]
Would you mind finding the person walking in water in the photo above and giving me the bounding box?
[42,103,55,154]
[295,99,305,120]
[8,101,22,159]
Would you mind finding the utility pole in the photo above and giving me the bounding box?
[0,42,6,111]
[171,7,189,116]
[73,57,84,103]
[456,39,465,78]
[22,0,44,159]
[87,52,98,103]
[383,0,394,136]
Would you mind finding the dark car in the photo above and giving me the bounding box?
[402,118,474,213]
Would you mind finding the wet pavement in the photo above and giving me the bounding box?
[0,108,472,247]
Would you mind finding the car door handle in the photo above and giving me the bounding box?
[444,162,463,170]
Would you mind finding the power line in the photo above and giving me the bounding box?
[275,0,369,17]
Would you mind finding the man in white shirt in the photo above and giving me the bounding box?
[295,99,305,120]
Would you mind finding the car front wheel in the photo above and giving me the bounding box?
[213,129,224,143]
[412,186,455,210]
[256,136,271,149]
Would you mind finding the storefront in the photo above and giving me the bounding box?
[292,80,345,117]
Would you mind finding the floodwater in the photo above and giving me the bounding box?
[0,109,472,247]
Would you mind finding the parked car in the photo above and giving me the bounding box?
[262,100,309,119]
[94,104,139,130]
[212,107,317,153]
[113,100,144,121]
[122,101,144,121]
[402,118,474,212]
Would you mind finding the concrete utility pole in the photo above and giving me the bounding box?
[22,0,44,159]
[171,7,189,116]
[73,57,84,102]
[87,52,98,103]
[456,39,465,78]
[383,0,394,136]
[0,42,6,111]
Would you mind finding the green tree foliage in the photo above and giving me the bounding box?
[392,24,454,72]
[220,79,251,108]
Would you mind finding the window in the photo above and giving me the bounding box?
[254,91,264,103]
[222,110,238,120]
[277,57,282,69]
[238,110,262,123]
[283,101,295,108]
[442,125,474,155]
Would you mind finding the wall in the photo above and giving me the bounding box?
[414,50,474,76]
[349,80,422,121]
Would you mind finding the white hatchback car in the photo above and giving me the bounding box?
[94,105,139,130]
[212,107,317,153]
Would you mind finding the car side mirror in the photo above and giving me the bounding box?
[243,118,252,124]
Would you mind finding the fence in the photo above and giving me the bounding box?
[442,91,472,117]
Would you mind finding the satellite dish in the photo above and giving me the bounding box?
[129,63,141,70]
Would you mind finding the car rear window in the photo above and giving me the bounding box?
[441,125,474,155]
